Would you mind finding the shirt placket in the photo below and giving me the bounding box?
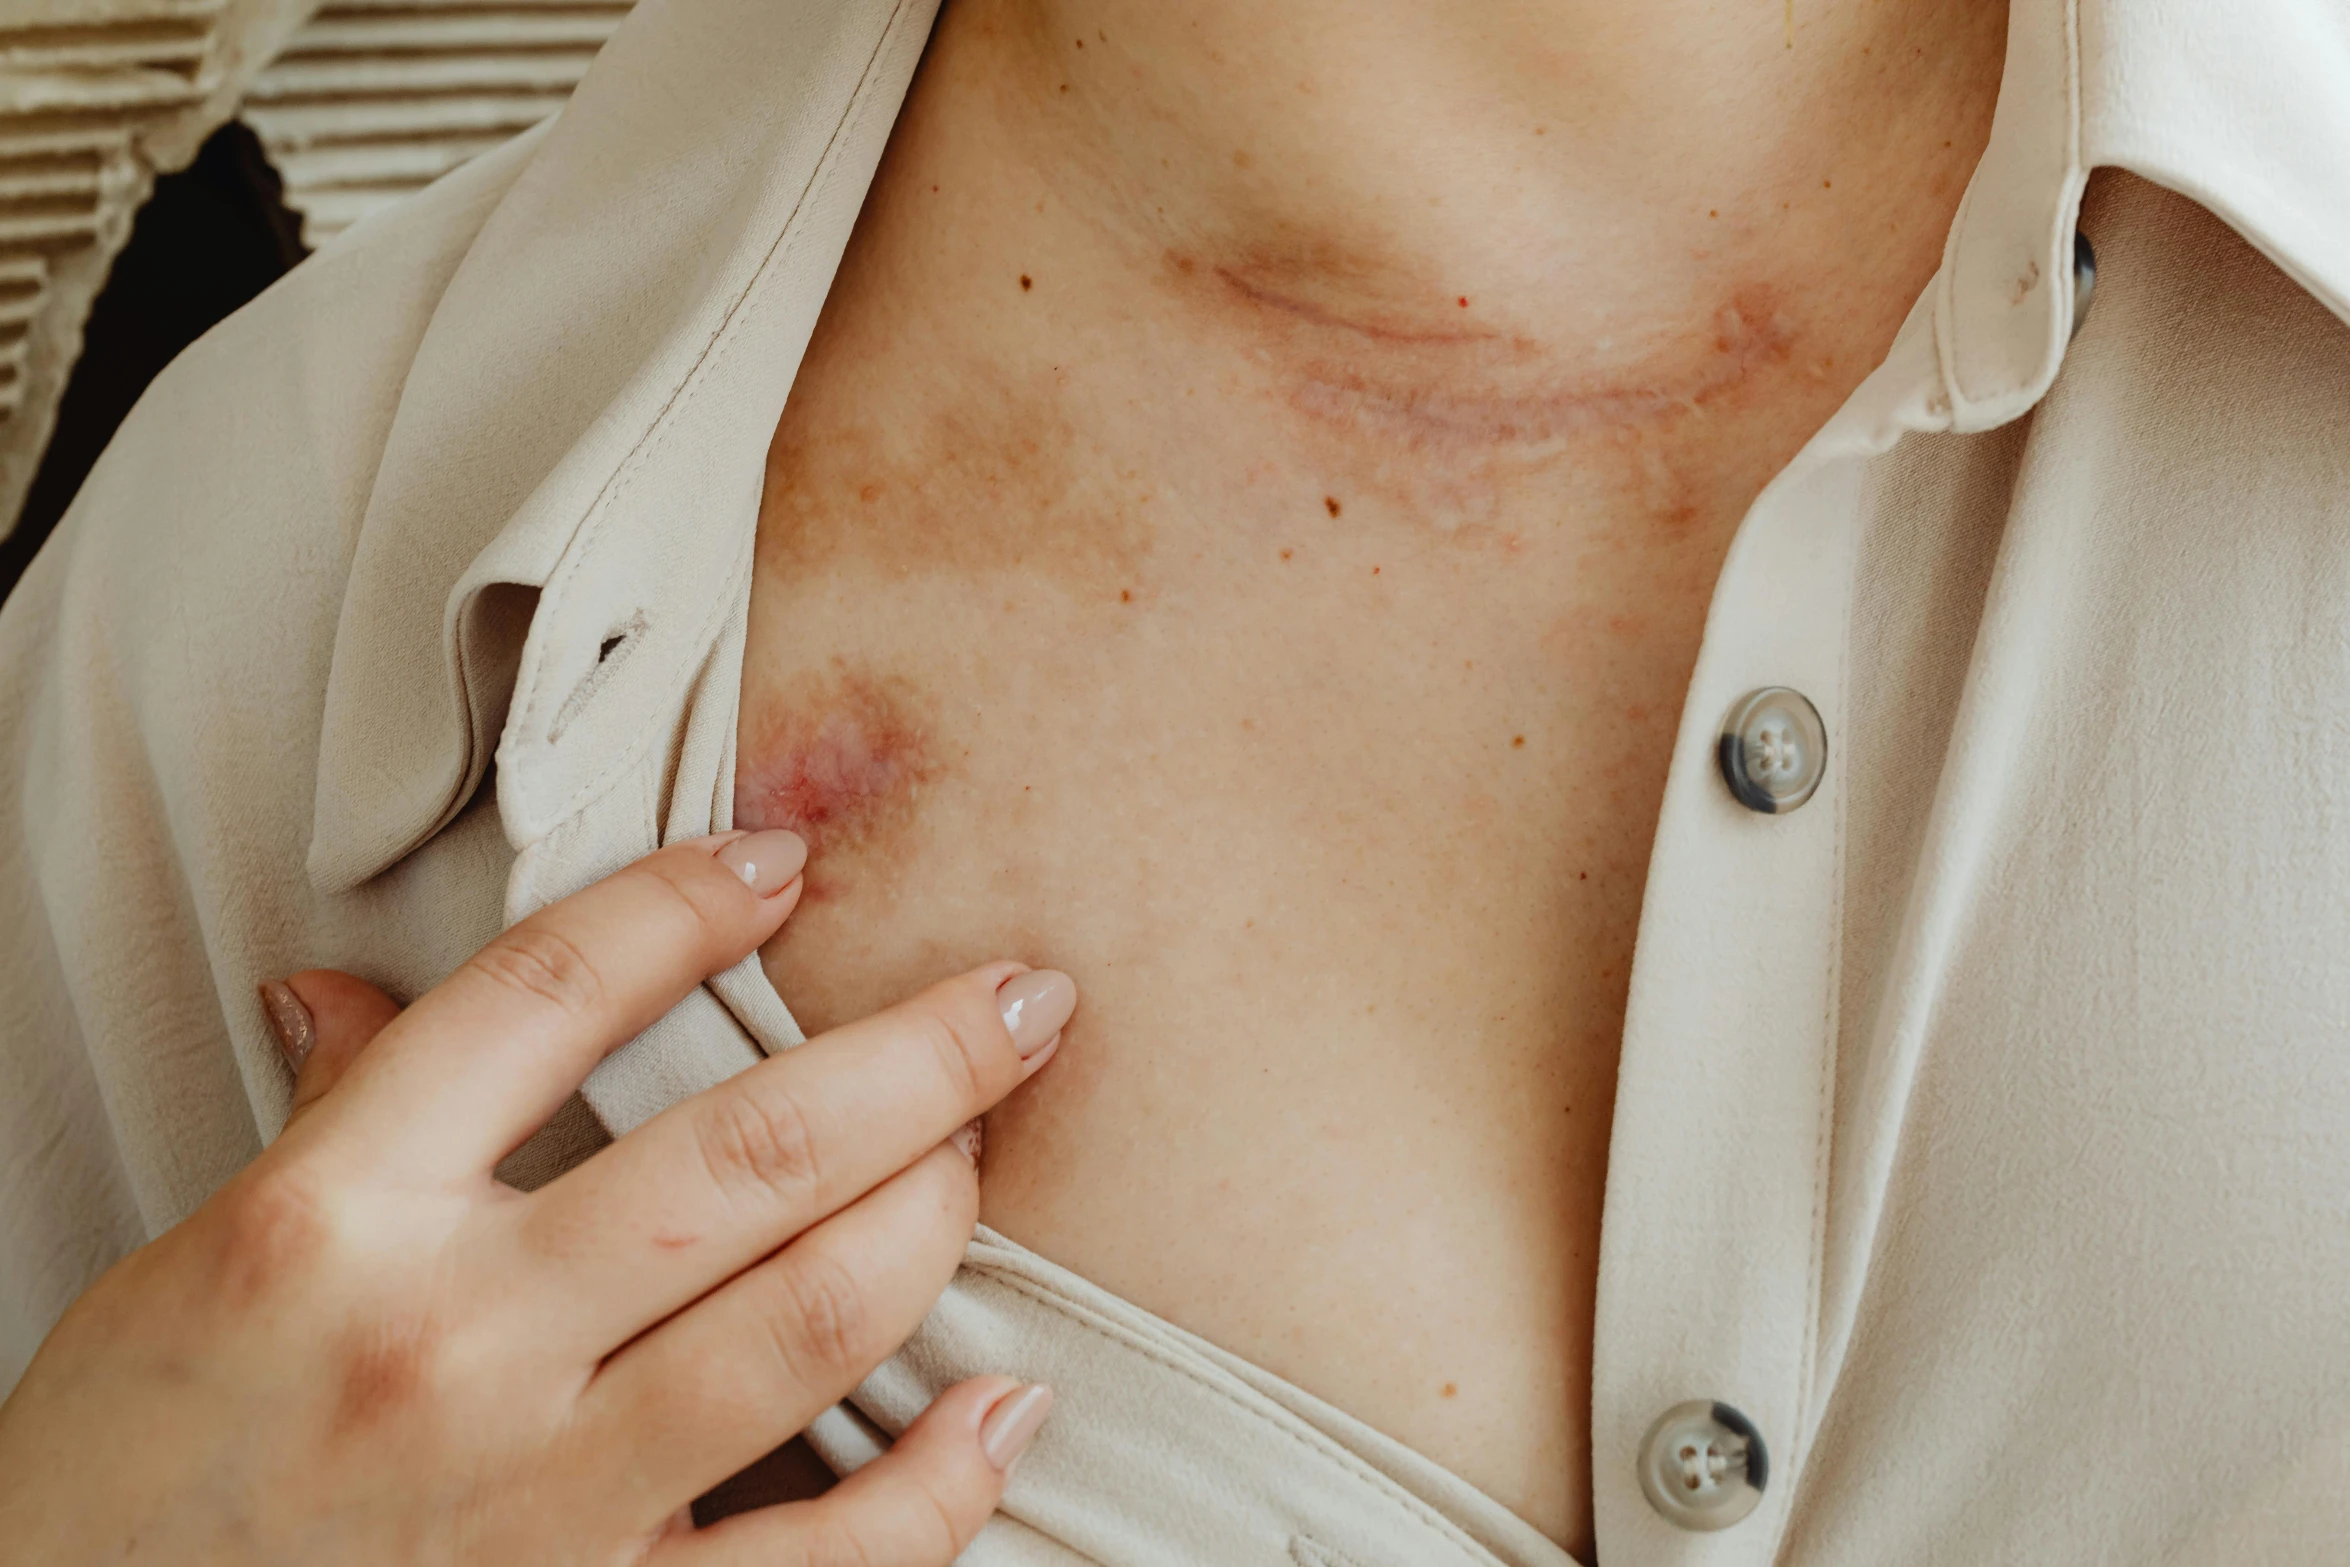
[1589,452,1866,1564]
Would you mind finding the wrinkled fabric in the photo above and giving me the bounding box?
[4,0,2348,1561]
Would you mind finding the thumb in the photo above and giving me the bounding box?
[259,970,405,1117]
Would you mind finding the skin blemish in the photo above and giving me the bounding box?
[330,1314,438,1438]
[1174,253,1802,464]
[733,661,946,899]
[1458,296,1470,308]
[759,367,1160,597]
[1280,548,1294,561]
[1324,496,1341,517]
[1442,1382,1459,1398]
[1020,274,1033,290]
[1119,588,1133,602]
[1511,735,1526,748]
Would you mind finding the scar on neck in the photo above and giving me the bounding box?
[1170,249,1802,451]
[733,661,945,897]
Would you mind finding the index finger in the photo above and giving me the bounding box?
[492,959,1071,1357]
[308,831,807,1179]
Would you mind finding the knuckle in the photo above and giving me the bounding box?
[467,926,603,1017]
[694,1078,828,1213]
[769,1249,878,1385]
[800,1516,884,1567]
[805,1478,966,1567]
[208,1165,340,1304]
[909,1477,974,1562]
[905,997,996,1110]
[644,855,740,930]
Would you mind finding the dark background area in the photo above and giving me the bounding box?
[0,122,306,606]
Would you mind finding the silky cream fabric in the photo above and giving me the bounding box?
[4,0,2348,1561]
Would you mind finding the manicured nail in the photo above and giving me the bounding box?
[716,829,807,897]
[951,1118,984,1164]
[257,980,315,1071]
[996,969,1075,1058]
[979,1383,1054,1471]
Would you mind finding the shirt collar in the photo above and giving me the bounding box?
[1937,0,2350,433]
[307,0,2350,889]
[307,0,936,892]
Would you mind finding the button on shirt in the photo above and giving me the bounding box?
[3,1,2349,1562]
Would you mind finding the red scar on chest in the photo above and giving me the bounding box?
[733,664,945,894]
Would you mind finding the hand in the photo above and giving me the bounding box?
[0,830,1072,1564]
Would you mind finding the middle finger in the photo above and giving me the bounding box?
[495,961,1071,1357]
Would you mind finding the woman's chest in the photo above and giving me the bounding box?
[732,401,1745,1541]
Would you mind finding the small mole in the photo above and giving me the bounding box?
[1119,588,1133,602]
[1708,208,1719,218]
[930,183,940,193]
[1511,735,1526,748]
[1579,871,1589,881]
[1074,36,1082,47]
[1233,149,1253,169]
[1534,125,1546,135]
[1371,565,1382,575]
[1324,496,1342,517]
[1019,274,1033,291]
[1442,1382,1459,1398]
[1457,296,1470,308]
[1279,548,1294,561]
[1059,82,1069,93]
[1823,178,1833,189]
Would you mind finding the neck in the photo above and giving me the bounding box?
[785,0,2008,566]
[934,0,2007,366]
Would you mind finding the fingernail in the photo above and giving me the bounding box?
[716,829,807,897]
[951,1118,984,1165]
[258,980,315,1071]
[979,1383,1054,1471]
[996,969,1075,1058]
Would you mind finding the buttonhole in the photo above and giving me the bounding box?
[550,610,648,742]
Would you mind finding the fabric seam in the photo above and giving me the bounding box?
[961,1258,1512,1566]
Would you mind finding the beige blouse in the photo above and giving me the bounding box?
[4,0,2348,1561]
